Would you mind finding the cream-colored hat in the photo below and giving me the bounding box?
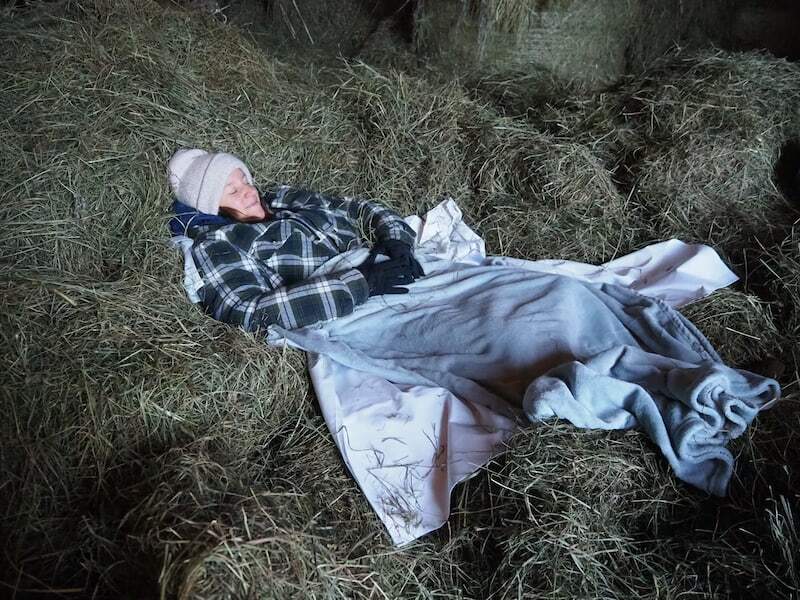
[167,149,254,215]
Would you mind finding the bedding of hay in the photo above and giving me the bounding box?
[1,0,799,598]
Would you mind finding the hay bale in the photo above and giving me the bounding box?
[414,0,627,86]
[414,0,729,89]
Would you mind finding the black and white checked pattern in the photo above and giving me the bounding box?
[187,186,415,331]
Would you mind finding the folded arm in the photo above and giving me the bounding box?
[268,186,416,246]
[192,239,369,331]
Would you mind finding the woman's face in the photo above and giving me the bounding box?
[218,168,268,222]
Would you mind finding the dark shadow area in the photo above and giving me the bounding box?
[725,0,800,61]
[0,441,168,600]
[775,140,800,205]
[365,0,416,42]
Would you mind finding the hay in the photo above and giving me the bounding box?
[681,288,780,366]
[2,0,800,598]
[613,50,800,259]
[264,0,379,58]
[414,0,730,89]
[478,424,691,599]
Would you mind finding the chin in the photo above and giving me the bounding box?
[241,214,265,223]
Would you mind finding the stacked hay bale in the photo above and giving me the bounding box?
[414,0,732,88]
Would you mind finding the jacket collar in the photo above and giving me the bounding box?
[168,200,236,236]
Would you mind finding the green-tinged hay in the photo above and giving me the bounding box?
[466,67,575,120]
[616,50,800,256]
[1,2,287,277]
[1,255,310,588]
[323,61,476,214]
[452,424,697,599]
[466,125,642,261]
[470,50,800,262]
[681,288,780,366]
[3,0,800,598]
[127,434,485,599]
[414,0,729,89]
[457,412,799,599]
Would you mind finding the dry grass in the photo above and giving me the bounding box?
[414,0,733,90]
[1,1,799,598]
[614,50,800,256]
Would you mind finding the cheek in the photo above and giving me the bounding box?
[242,197,264,219]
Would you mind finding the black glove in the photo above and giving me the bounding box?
[356,256,414,296]
[372,239,424,280]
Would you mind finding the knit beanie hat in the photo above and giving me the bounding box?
[167,149,254,215]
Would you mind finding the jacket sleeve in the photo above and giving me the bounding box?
[191,238,369,331]
[269,185,416,246]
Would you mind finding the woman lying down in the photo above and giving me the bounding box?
[167,148,779,503]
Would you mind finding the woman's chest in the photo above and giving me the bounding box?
[261,209,359,250]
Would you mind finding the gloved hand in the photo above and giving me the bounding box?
[356,256,414,296]
[372,239,424,280]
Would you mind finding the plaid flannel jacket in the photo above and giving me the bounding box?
[179,185,416,331]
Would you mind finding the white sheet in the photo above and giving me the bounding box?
[176,198,740,545]
[300,199,739,545]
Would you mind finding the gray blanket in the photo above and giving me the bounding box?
[276,264,779,496]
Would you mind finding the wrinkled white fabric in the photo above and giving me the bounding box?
[177,197,744,546]
[171,235,204,303]
[488,240,739,308]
